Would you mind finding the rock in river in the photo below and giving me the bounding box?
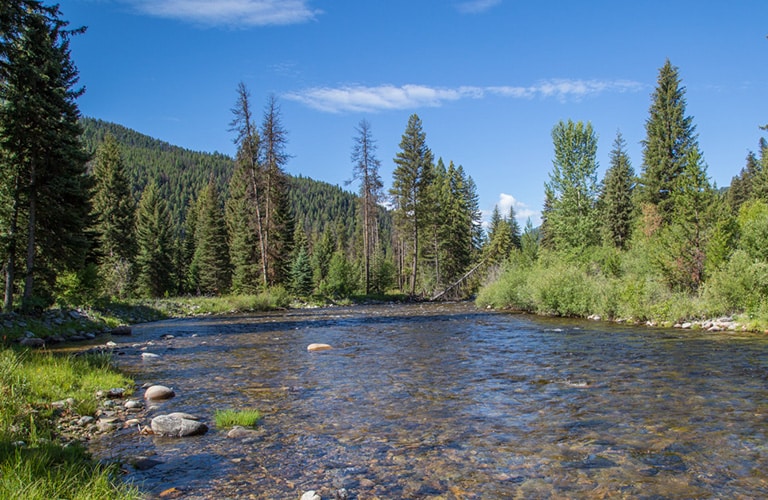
[307,343,332,352]
[144,385,175,401]
[151,412,208,437]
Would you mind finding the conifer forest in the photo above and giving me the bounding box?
[3,2,768,326]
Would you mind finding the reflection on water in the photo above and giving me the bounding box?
[90,302,768,498]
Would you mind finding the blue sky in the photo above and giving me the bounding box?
[61,0,767,225]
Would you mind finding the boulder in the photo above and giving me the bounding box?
[301,491,321,500]
[111,325,132,336]
[144,385,175,401]
[151,413,208,437]
[142,352,161,360]
[19,337,45,348]
[307,343,332,352]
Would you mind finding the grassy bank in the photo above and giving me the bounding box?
[0,348,139,499]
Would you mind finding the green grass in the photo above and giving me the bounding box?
[0,347,139,499]
[214,408,262,428]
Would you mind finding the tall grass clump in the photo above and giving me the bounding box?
[214,408,262,428]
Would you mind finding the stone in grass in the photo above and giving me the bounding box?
[307,343,332,352]
[151,412,208,437]
[144,385,175,401]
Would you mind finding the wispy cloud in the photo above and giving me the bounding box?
[456,0,502,14]
[285,79,643,113]
[127,0,320,27]
[498,193,536,221]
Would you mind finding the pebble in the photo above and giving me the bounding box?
[307,343,332,352]
[144,385,175,401]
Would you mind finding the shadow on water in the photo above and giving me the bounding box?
[86,302,768,499]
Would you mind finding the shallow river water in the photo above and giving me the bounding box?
[90,302,768,499]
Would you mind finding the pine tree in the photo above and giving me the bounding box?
[545,119,600,251]
[507,206,522,250]
[390,114,434,296]
[91,133,136,297]
[600,131,635,249]
[485,205,514,262]
[260,94,294,285]
[520,219,539,263]
[0,5,90,310]
[134,181,174,297]
[191,180,231,295]
[226,157,261,294]
[289,225,313,297]
[229,82,267,288]
[638,59,698,223]
[350,119,383,294]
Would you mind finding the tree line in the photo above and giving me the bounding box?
[479,59,768,324]
[0,2,487,309]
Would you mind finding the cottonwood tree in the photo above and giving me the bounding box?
[545,119,600,251]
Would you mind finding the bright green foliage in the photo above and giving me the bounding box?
[638,59,698,223]
[520,219,539,264]
[134,181,175,297]
[91,133,135,298]
[545,120,600,251]
[391,114,434,296]
[485,205,515,263]
[213,408,261,428]
[322,250,357,298]
[600,131,635,249]
[191,181,231,295]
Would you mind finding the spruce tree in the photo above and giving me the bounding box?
[134,181,174,298]
[390,114,434,296]
[600,131,635,249]
[639,59,698,223]
[191,180,231,295]
[91,133,136,297]
[0,5,90,310]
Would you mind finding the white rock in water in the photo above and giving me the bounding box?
[301,491,321,500]
[307,343,332,352]
[141,352,160,359]
[143,385,175,401]
[151,413,208,437]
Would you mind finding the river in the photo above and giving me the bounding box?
[89,302,768,499]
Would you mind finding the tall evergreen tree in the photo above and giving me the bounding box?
[390,114,434,296]
[229,82,267,288]
[91,133,135,297]
[600,131,635,249]
[0,5,90,310]
[638,59,698,223]
[350,119,383,295]
[191,180,231,295]
[134,181,174,298]
[260,94,294,285]
[545,119,600,251]
[226,156,261,294]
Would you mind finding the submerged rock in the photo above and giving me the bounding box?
[19,337,45,348]
[151,412,208,437]
[301,491,321,500]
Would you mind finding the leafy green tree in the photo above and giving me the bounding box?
[390,114,434,296]
[638,59,698,223]
[544,119,600,251]
[350,119,384,294]
[600,131,635,249]
[134,181,174,297]
[91,133,135,297]
[0,5,90,310]
[322,250,357,298]
[191,180,231,295]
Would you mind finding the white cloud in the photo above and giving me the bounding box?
[456,0,502,14]
[497,193,536,221]
[285,79,643,113]
[127,0,320,27]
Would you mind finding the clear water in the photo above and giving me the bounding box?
[90,302,768,499]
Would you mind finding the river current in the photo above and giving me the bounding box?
[90,302,768,499]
